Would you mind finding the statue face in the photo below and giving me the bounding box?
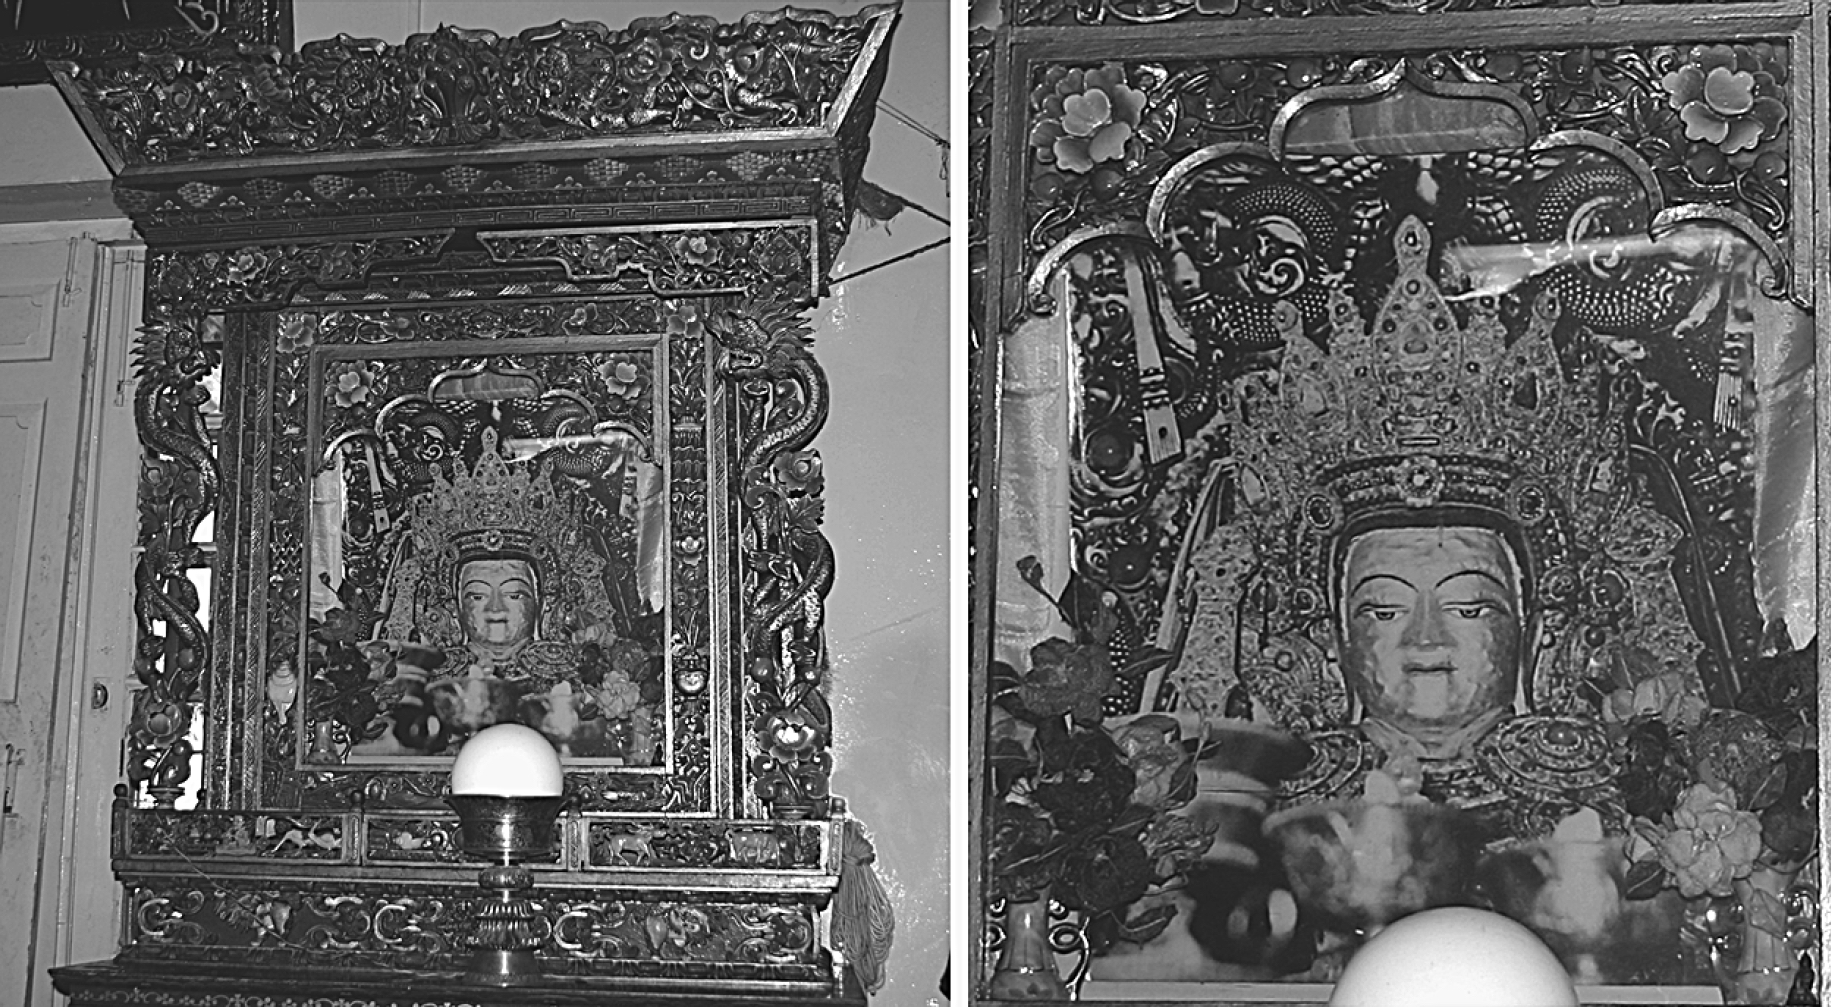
[1338,526,1521,740]
[458,558,539,657]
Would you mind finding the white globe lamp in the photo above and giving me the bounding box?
[1329,907,1579,1007]
[451,723,564,797]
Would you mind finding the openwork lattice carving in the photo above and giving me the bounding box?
[54,7,894,166]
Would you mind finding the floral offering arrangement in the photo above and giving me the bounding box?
[1604,636,1819,998]
[987,558,1217,953]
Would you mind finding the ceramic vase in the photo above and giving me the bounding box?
[988,893,1068,1000]
[1724,865,1799,1005]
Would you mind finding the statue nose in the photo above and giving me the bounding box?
[1399,600,1451,650]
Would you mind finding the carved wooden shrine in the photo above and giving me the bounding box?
[971,1,1823,1004]
[46,5,897,1003]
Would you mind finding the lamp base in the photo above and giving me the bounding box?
[445,797,565,988]
[464,948,543,986]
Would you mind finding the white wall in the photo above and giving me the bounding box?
[0,3,951,1005]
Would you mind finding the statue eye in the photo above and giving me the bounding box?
[1444,602,1498,619]
[1354,603,1406,623]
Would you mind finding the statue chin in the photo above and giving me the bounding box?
[1361,707,1510,761]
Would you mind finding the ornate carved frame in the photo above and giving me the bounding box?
[50,5,895,994]
[970,2,1826,1003]
[0,0,290,85]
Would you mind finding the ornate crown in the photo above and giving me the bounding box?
[1231,215,1599,577]
[382,428,612,648]
[411,427,562,567]
[1167,214,1699,728]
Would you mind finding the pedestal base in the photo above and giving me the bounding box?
[465,948,543,986]
[52,960,866,1006]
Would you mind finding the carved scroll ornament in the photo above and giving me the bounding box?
[54,6,895,168]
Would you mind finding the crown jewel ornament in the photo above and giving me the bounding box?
[412,427,564,568]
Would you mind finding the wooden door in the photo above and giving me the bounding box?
[0,232,101,1005]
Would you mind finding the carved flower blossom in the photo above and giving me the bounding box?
[275,313,317,354]
[223,247,270,286]
[1661,45,1787,156]
[620,34,673,89]
[599,359,643,398]
[761,708,825,761]
[663,300,705,345]
[574,235,629,277]
[667,26,720,77]
[132,693,192,748]
[673,234,722,267]
[1030,65,1146,174]
[330,363,374,409]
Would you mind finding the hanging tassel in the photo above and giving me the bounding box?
[832,817,896,995]
[854,180,910,231]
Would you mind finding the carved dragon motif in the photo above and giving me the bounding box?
[128,308,221,806]
[712,295,837,818]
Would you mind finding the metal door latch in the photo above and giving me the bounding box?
[2,744,18,815]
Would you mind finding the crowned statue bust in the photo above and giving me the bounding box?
[374,428,652,763]
[1161,215,1704,842]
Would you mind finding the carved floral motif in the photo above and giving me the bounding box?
[1021,48,1794,277]
[60,7,891,167]
[480,223,815,297]
[586,820,824,869]
[122,878,830,979]
[147,236,451,308]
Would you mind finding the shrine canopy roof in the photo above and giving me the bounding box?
[48,4,897,276]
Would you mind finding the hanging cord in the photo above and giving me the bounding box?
[830,237,947,286]
[835,178,948,285]
[876,99,949,183]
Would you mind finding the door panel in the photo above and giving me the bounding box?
[0,235,96,1006]
[0,401,48,705]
